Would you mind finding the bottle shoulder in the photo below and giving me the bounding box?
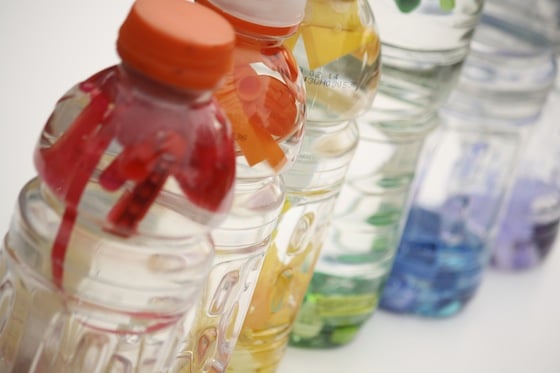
[34,65,237,236]
[217,42,306,175]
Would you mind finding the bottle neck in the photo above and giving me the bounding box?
[197,0,299,41]
[237,32,286,50]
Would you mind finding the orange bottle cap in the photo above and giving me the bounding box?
[117,0,236,91]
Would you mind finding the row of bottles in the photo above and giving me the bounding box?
[380,0,559,316]
[1,0,560,371]
[169,0,307,371]
[289,0,486,348]
[0,0,378,371]
[229,0,381,370]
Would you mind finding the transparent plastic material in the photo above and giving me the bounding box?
[479,0,560,271]
[228,0,381,369]
[379,11,557,317]
[213,25,306,177]
[0,61,237,372]
[1,179,215,372]
[288,0,485,348]
[287,0,381,123]
[168,2,307,372]
[290,113,437,347]
[169,173,285,373]
[491,84,560,270]
[453,13,559,123]
[482,0,560,51]
[36,67,236,238]
[379,118,523,317]
[229,121,360,372]
[365,0,484,125]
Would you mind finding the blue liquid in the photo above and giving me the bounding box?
[380,206,487,317]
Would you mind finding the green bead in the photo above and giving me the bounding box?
[292,301,323,339]
[366,206,401,226]
[439,0,455,11]
[394,0,421,13]
[329,325,360,345]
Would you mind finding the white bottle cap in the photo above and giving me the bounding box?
[207,0,306,28]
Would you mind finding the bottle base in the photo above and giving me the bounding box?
[379,275,480,318]
[226,326,290,373]
[289,322,363,349]
[490,243,555,272]
[380,298,472,318]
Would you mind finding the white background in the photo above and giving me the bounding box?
[1,1,559,372]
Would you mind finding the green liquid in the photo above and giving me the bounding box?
[289,273,384,348]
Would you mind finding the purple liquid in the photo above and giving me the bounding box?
[492,178,560,270]
[380,196,492,317]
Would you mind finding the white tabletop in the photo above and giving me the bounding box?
[1,1,559,373]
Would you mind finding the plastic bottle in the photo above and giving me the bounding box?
[483,0,560,270]
[482,0,560,50]
[227,0,381,370]
[366,0,485,124]
[379,9,557,317]
[491,86,560,270]
[167,0,306,371]
[288,0,484,348]
[0,0,237,371]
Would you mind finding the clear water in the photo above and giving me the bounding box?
[491,178,560,270]
[362,52,463,127]
[482,0,560,49]
[227,121,360,371]
[169,175,285,373]
[365,0,484,125]
[0,179,214,372]
[0,64,239,373]
[375,114,525,318]
[371,0,484,53]
[227,191,341,372]
[288,113,438,347]
[166,16,308,371]
[287,0,487,349]
[374,0,558,319]
[449,12,558,124]
[379,206,488,317]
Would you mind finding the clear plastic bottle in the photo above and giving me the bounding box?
[379,9,558,317]
[227,0,381,370]
[491,83,560,270]
[288,0,484,348]
[365,0,485,124]
[482,0,560,51]
[482,0,560,270]
[168,0,306,371]
[0,1,237,371]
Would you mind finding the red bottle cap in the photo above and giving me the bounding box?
[117,0,236,90]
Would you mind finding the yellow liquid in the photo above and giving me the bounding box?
[227,0,378,370]
[227,188,338,372]
[227,241,320,372]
